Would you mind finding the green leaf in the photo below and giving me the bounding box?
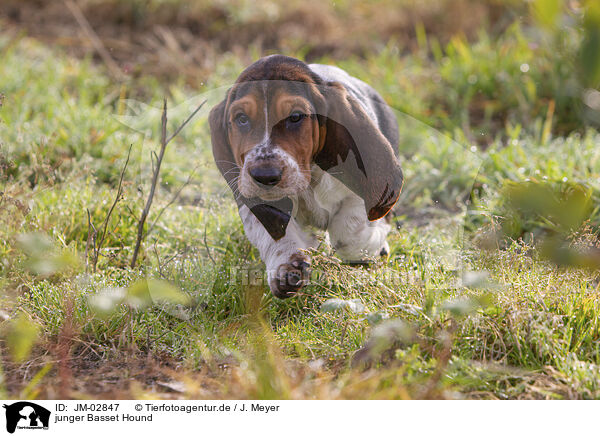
[17,233,61,275]
[146,279,190,305]
[365,311,390,325]
[580,2,600,87]
[346,299,367,314]
[126,279,190,310]
[17,233,76,276]
[462,271,491,289]
[371,319,413,344]
[5,313,39,362]
[442,296,490,318]
[442,298,477,317]
[532,0,563,28]
[320,298,347,313]
[354,319,415,363]
[17,233,53,256]
[125,280,153,309]
[320,298,366,314]
[88,287,127,316]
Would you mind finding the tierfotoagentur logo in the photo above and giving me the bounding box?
[2,402,50,434]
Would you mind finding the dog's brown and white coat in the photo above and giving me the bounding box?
[209,55,403,298]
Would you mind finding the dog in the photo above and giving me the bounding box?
[209,55,403,298]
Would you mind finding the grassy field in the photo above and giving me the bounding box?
[1,0,600,399]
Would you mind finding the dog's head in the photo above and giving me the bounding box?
[209,55,403,239]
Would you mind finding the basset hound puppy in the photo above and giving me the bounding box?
[209,55,403,298]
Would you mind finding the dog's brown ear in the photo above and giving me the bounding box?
[209,99,239,205]
[315,82,403,220]
[209,97,292,240]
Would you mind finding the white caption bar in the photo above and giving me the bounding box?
[0,400,594,435]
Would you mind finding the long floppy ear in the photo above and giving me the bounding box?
[315,82,403,220]
[209,97,293,240]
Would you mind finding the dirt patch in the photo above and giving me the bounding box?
[2,345,219,399]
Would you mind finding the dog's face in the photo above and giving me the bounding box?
[227,82,322,201]
[210,55,403,240]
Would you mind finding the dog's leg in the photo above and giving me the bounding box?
[239,205,314,298]
[327,196,391,262]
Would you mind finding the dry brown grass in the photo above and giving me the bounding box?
[0,0,521,84]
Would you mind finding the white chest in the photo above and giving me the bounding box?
[294,166,360,230]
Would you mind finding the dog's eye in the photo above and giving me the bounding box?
[288,111,305,124]
[235,113,250,127]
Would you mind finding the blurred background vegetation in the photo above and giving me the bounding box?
[0,0,600,399]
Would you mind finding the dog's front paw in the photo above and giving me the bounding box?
[269,253,311,299]
[379,241,390,257]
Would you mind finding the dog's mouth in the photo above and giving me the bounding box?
[254,188,288,202]
[245,177,299,201]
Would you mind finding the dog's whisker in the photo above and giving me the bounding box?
[222,164,241,172]
[223,168,241,178]
[221,165,241,174]
[215,160,240,166]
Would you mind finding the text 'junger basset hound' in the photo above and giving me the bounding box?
[209,55,403,298]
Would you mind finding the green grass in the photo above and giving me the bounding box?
[1,7,600,399]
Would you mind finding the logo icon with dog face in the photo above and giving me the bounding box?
[3,402,50,433]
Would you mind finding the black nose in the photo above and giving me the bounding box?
[249,166,282,187]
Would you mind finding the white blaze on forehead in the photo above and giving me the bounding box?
[262,81,269,144]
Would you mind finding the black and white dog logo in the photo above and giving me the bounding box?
[3,402,50,433]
